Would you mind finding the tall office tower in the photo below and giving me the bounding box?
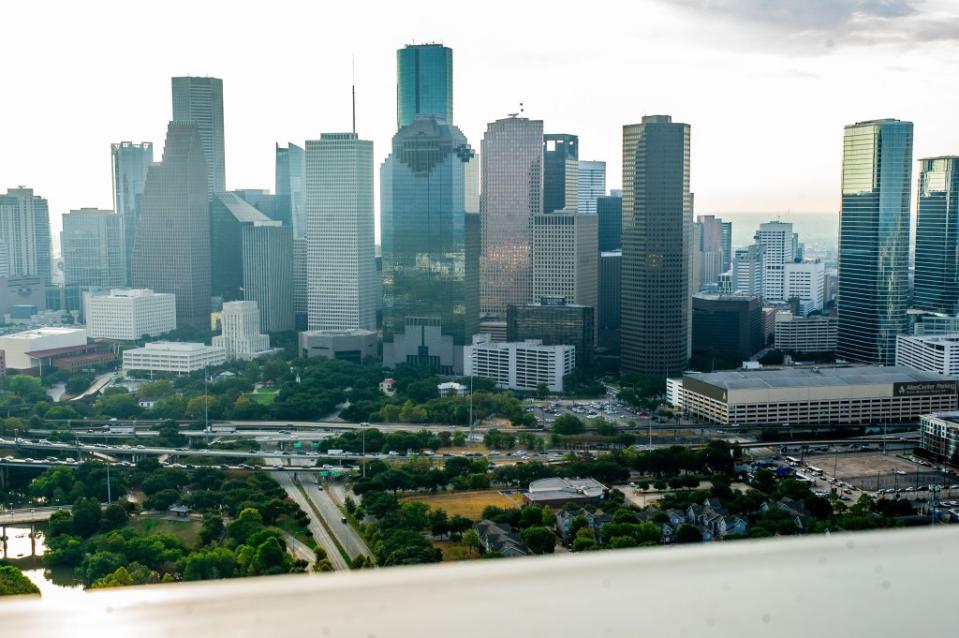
[914,156,959,314]
[480,116,543,318]
[837,119,913,365]
[292,238,307,329]
[719,219,733,272]
[598,250,622,352]
[212,300,270,360]
[694,214,727,289]
[732,244,764,296]
[133,122,211,328]
[305,133,375,332]
[543,134,579,213]
[0,187,50,281]
[231,189,286,226]
[597,193,623,251]
[210,193,293,331]
[754,221,798,302]
[171,76,225,196]
[396,43,453,128]
[784,260,826,315]
[60,209,124,288]
[530,209,598,308]
[381,116,479,373]
[577,160,606,215]
[275,143,306,238]
[620,115,693,376]
[111,141,153,285]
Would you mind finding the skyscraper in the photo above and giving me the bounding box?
[732,244,764,297]
[837,119,913,365]
[133,122,211,328]
[577,160,607,215]
[597,194,623,252]
[0,187,50,282]
[543,133,578,214]
[396,43,453,128]
[530,209,598,308]
[111,141,153,285]
[305,133,376,332]
[60,208,124,288]
[293,237,307,330]
[172,76,225,196]
[620,115,693,376]
[480,116,543,318]
[914,156,959,315]
[275,143,306,238]
[381,116,479,373]
[694,214,730,290]
[755,221,798,302]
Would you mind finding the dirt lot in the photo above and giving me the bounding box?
[804,452,956,491]
[401,490,525,519]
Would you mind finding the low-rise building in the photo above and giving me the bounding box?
[774,311,837,353]
[379,378,396,397]
[525,477,607,506]
[298,329,377,363]
[474,520,529,557]
[919,412,959,462]
[896,334,959,375]
[0,327,87,371]
[464,334,575,393]
[691,293,762,357]
[123,342,226,375]
[437,381,467,397]
[680,365,959,426]
[85,288,176,341]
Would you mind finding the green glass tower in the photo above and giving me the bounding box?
[396,44,453,128]
[914,156,959,315]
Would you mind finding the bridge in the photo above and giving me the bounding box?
[0,505,69,525]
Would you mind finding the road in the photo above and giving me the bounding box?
[271,471,348,570]
[281,531,316,570]
[300,480,371,561]
[0,505,70,525]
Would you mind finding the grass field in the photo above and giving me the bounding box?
[433,540,476,561]
[248,389,279,405]
[402,490,526,519]
[130,517,201,546]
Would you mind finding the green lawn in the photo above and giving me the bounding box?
[248,389,279,405]
[130,517,201,546]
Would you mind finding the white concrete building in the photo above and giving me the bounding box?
[123,341,226,374]
[774,311,838,353]
[529,209,598,308]
[464,334,574,393]
[212,300,271,360]
[784,261,826,315]
[732,244,763,297]
[0,327,87,370]
[896,334,959,375]
[85,289,176,341]
[755,221,799,302]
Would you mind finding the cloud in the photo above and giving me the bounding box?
[660,0,959,51]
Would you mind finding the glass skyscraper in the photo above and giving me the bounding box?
[577,160,606,215]
[112,141,153,285]
[60,208,124,288]
[172,76,225,196]
[381,116,479,374]
[276,142,306,238]
[543,133,578,213]
[396,44,453,128]
[597,194,622,252]
[914,156,959,315]
[837,119,913,365]
[620,115,693,376]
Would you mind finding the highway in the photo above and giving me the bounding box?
[299,479,370,561]
[0,505,70,525]
[272,471,348,570]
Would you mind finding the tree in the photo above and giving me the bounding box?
[0,565,40,596]
[72,496,102,538]
[200,515,225,546]
[100,503,128,532]
[461,528,482,558]
[675,524,703,544]
[96,393,142,419]
[552,414,584,435]
[520,526,556,554]
[253,537,288,575]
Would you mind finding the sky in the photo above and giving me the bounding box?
[3,0,959,248]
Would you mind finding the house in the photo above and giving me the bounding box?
[168,504,191,518]
[379,378,396,397]
[555,508,612,544]
[525,477,607,507]
[760,498,808,531]
[437,381,467,397]
[687,498,748,539]
[475,520,529,557]
[665,509,686,528]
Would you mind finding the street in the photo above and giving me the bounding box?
[299,479,371,561]
[271,471,348,570]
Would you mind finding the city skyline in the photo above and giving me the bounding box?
[5,0,959,247]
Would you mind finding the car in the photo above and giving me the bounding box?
[340,517,348,524]
[136,444,145,449]
[905,486,916,492]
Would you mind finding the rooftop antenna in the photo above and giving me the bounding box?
[351,54,356,134]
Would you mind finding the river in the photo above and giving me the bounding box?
[2,525,86,600]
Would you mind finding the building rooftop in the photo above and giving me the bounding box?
[0,327,86,341]
[131,342,223,354]
[528,477,606,500]
[897,333,959,345]
[687,366,955,391]
[215,192,275,224]
[300,329,376,337]
[102,288,171,298]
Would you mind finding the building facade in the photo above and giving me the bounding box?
[691,294,762,358]
[732,244,764,297]
[212,300,270,360]
[597,194,622,252]
[0,187,50,283]
[306,133,376,332]
[0,327,87,371]
[774,311,838,353]
[913,156,959,315]
[132,122,211,328]
[754,221,798,303]
[577,160,606,215]
[919,413,959,463]
[543,133,578,214]
[598,250,621,352]
[85,289,176,341]
[111,141,153,285]
[293,238,307,330]
[60,209,124,289]
[837,119,913,365]
[621,115,693,376]
[123,341,226,374]
[507,300,595,367]
[464,335,575,393]
[275,142,306,239]
[396,43,453,128]
[298,329,377,363]
[480,116,543,319]
[896,334,959,376]
[171,76,225,196]
[242,221,294,332]
[529,209,598,309]
[783,261,825,315]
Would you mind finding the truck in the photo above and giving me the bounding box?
[108,425,136,435]
[326,449,344,456]
[209,425,237,433]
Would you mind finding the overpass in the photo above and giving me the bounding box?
[0,505,70,525]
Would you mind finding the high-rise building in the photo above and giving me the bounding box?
[0,187,50,282]
[381,116,479,373]
[111,141,153,285]
[507,299,595,367]
[211,191,295,332]
[598,250,621,352]
[293,237,307,330]
[719,220,733,273]
[784,260,825,315]
[695,214,729,289]
[732,244,764,297]
[85,289,177,341]
[305,133,376,332]
[754,221,798,302]
[543,134,578,214]
[60,209,124,288]
[396,43,453,128]
[231,189,286,226]
[275,143,306,238]
[621,115,693,376]
[480,116,543,318]
[171,76,225,196]
[530,209,598,308]
[837,119,913,365]
[577,160,606,215]
[691,293,762,358]
[212,300,271,360]
[597,194,622,252]
[133,122,211,328]
[914,156,959,315]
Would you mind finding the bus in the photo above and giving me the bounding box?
[785,456,802,466]
[807,466,824,476]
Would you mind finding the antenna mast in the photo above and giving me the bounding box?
[352,54,356,134]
